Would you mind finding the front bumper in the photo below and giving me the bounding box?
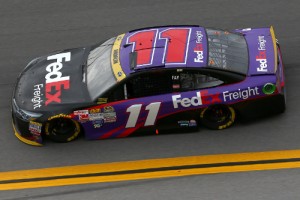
[12,121,42,146]
[11,100,43,146]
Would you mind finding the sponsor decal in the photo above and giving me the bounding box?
[256,36,268,72]
[201,90,222,104]
[74,110,89,121]
[99,106,117,123]
[177,119,197,127]
[172,90,224,109]
[45,52,71,106]
[172,75,179,80]
[88,108,105,127]
[194,31,204,63]
[112,49,119,65]
[90,113,104,128]
[262,83,276,95]
[103,106,115,112]
[97,98,108,104]
[29,121,42,136]
[177,120,197,127]
[32,84,44,109]
[223,87,259,102]
[209,59,215,65]
[189,119,197,127]
[89,108,101,114]
[172,84,180,89]
[89,113,103,121]
[93,120,104,128]
[172,91,202,109]
[48,114,71,120]
[178,120,189,127]
[111,34,126,81]
[103,112,117,123]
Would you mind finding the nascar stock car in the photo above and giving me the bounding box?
[12,25,285,146]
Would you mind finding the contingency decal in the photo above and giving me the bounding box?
[111,34,126,81]
[88,109,104,128]
[29,121,42,136]
[177,120,197,127]
[72,106,118,129]
[74,110,89,122]
[103,106,117,123]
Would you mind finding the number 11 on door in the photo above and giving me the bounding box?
[125,102,161,128]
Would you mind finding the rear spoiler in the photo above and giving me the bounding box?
[270,26,278,73]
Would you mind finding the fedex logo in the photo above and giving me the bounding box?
[194,31,204,63]
[194,44,204,63]
[172,91,202,108]
[45,52,71,106]
[172,91,223,109]
[256,36,267,72]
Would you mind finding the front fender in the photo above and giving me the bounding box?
[12,117,43,146]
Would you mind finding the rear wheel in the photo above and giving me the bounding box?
[200,105,235,130]
[45,117,80,143]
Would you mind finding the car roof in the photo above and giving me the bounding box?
[111,25,209,81]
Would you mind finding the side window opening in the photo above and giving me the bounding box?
[105,70,224,102]
[179,71,223,91]
[106,84,125,102]
[126,71,173,99]
[105,70,173,102]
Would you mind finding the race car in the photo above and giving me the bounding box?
[12,25,286,146]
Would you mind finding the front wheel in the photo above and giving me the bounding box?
[200,105,236,130]
[45,117,81,143]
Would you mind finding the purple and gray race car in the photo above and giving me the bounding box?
[12,25,285,146]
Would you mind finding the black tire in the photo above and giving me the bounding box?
[200,105,235,130]
[45,117,80,143]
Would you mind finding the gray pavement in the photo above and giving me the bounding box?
[1,0,300,199]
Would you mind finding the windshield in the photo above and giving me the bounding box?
[206,28,248,74]
[87,37,117,100]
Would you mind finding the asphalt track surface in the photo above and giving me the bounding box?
[1,0,300,199]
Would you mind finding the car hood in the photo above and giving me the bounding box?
[235,27,277,76]
[14,47,91,112]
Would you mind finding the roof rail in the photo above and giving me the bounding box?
[129,25,200,33]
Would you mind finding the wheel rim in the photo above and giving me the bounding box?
[50,118,76,136]
[205,105,231,123]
